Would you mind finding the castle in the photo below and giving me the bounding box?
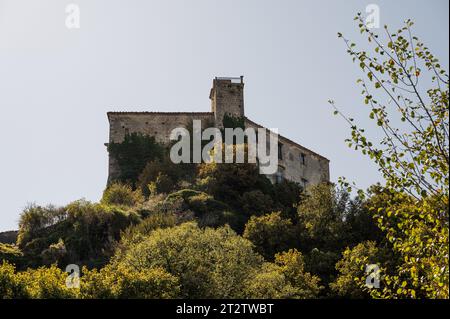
[107,77,329,187]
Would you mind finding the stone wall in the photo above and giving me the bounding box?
[106,77,330,188]
[210,78,245,128]
[245,118,330,186]
[108,112,214,144]
[107,112,214,181]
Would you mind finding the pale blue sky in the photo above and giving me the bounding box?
[0,0,448,231]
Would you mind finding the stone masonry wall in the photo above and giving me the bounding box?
[107,78,330,187]
[245,119,330,186]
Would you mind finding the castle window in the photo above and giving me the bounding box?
[301,178,308,189]
[300,153,306,165]
[278,143,283,160]
[276,166,285,184]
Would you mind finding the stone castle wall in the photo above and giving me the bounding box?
[245,119,329,186]
[106,77,330,187]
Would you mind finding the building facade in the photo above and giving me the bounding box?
[107,77,330,187]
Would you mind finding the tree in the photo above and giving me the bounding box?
[243,212,297,260]
[297,183,347,251]
[330,241,384,298]
[332,14,449,298]
[243,249,323,299]
[110,222,265,298]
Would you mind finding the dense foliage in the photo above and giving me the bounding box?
[0,15,447,300]
[330,14,449,298]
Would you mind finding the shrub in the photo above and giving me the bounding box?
[243,263,298,298]
[148,173,174,195]
[0,243,24,267]
[40,239,67,266]
[304,248,340,293]
[81,264,180,299]
[108,133,165,184]
[165,189,232,228]
[17,204,67,249]
[138,157,195,197]
[101,183,144,207]
[17,265,78,299]
[0,262,28,299]
[0,262,78,299]
[244,249,321,299]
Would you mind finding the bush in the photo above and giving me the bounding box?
[165,189,232,228]
[101,183,144,207]
[0,262,78,299]
[243,263,298,298]
[244,249,321,299]
[0,262,28,298]
[108,133,165,184]
[148,173,174,195]
[81,264,180,299]
[40,239,67,266]
[0,243,24,267]
[17,265,78,299]
[17,204,67,249]
[273,249,322,298]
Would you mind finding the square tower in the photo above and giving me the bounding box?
[209,76,245,128]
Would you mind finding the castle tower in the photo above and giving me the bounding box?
[209,76,245,128]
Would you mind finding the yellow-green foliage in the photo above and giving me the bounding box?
[80,264,180,299]
[0,262,28,299]
[101,183,144,207]
[330,241,381,298]
[244,249,321,299]
[243,212,296,260]
[297,183,346,245]
[17,265,78,299]
[112,222,264,298]
[0,262,78,299]
[0,243,23,266]
[370,195,449,299]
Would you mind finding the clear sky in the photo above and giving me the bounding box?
[0,0,448,231]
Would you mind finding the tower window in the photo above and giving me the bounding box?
[276,166,285,184]
[278,143,283,160]
[300,153,306,165]
[301,178,308,189]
